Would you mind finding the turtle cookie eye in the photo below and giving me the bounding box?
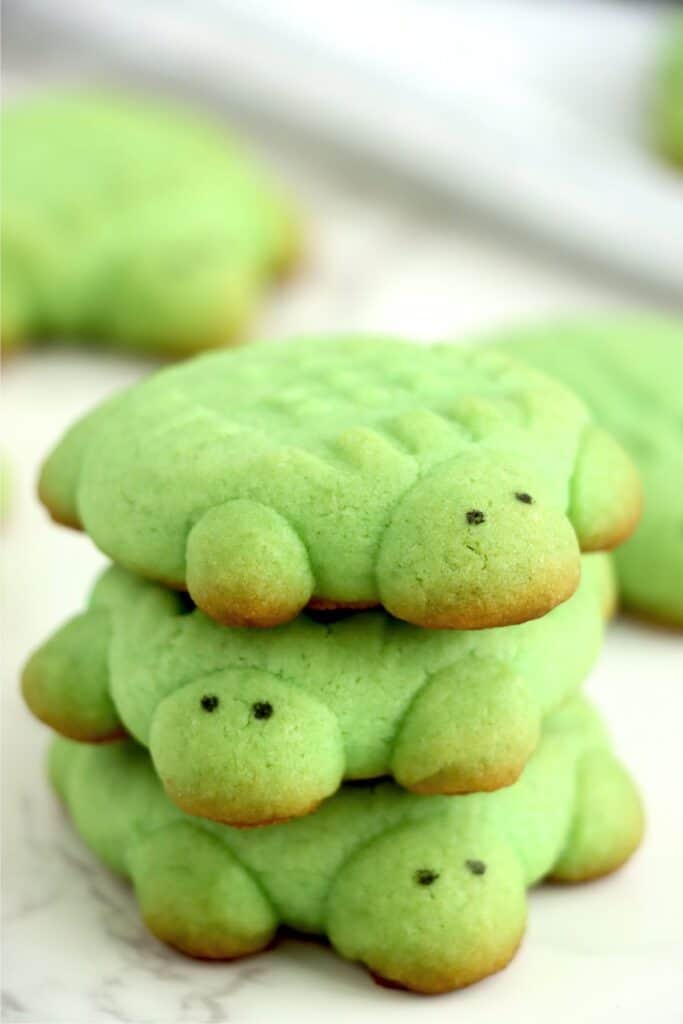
[466,509,485,525]
[414,868,440,886]
[200,695,219,712]
[252,701,274,720]
[465,859,487,876]
[515,492,533,505]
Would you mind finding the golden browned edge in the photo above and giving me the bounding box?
[42,502,82,532]
[1,338,25,360]
[3,287,250,363]
[407,760,524,797]
[580,486,643,554]
[547,839,643,886]
[195,544,682,633]
[24,703,127,745]
[34,532,579,633]
[148,913,525,995]
[370,928,525,996]
[657,145,683,174]
[162,786,323,829]
[164,924,327,961]
[0,235,301,362]
[204,579,581,630]
[145,913,278,961]
[27,551,580,632]
[622,604,683,632]
[51,724,127,745]
[397,561,581,631]
[22,673,127,743]
[35,508,381,627]
[86,568,580,631]
[195,590,305,629]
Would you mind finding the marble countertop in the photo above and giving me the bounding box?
[3,106,683,1023]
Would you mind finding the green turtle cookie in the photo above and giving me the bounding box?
[652,18,683,168]
[486,316,683,627]
[23,555,613,826]
[50,697,643,994]
[1,94,300,354]
[39,338,640,630]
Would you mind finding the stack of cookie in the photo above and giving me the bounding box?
[23,338,645,994]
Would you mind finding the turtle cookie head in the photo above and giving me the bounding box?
[376,449,581,629]
[326,820,527,994]
[148,667,345,827]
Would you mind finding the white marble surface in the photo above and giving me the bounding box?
[3,123,683,1023]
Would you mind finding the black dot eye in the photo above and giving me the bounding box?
[252,701,273,720]
[466,859,486,876]
[466,509,485,525]
[414,868,439,886]
[200,695,219,712]
[515,492,533,505]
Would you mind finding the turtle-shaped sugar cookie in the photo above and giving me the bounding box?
[50,698,643,995]
[24,555,613,826]
[2,94,300,354]
[488,316,683,626]
[38,338,640,630]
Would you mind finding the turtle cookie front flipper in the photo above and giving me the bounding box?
[391,657,540,795]
[22,607,123,742]
[128,821,278,959]
[551,748,645,883]
[186,500,315,627]
[569,425,642,553]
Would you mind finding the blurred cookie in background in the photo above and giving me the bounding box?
[652,17,683,169]
[1,94,302,357]
[484,315,683,628]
